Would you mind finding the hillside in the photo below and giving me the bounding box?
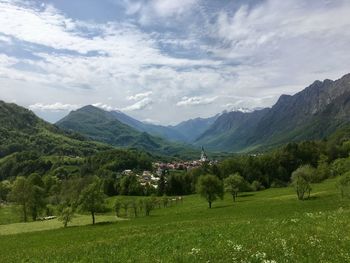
[109,110,218,143]
[171,114,219,143]
[0,179,349,262]
[195,109,269,151]
[0,101,111,158]
[197,73,350,152]
[56,105,200,158]
[109,110,187,142]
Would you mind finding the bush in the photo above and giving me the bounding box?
[337,172,350,199]
[291,165,314,200]
[251,180,265,191]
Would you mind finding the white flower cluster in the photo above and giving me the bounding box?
[189,247,201,256]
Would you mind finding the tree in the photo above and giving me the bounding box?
[130,200,138,217]
[337,172,350,199]
[224,173,245,202]
[58,206,74,228]
[27,173,46,221]
[114,199,122,217]
[291,165,314,200]
[315,154,330,182]
[143,198,155,216]
[196,174,224,208]
[122,201,130,217]
[157,172,166,196]
[79,178,105,225]
[7,177,32,222]
[0,180,11,203]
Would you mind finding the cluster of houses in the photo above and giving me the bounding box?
[122,147,217,189]
[153,146,217,172]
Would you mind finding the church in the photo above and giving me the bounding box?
[200,146,208,162]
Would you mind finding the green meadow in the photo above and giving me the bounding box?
[0,178,349,263]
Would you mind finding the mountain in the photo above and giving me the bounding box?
[171,115,220,143]
[109,110,187,142]
[109,110,219,143]
[0,101,111,158]
[194,109,269,151]
[196,73,350,152]
[56,105,199,158]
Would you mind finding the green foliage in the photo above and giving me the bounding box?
[78,178,106,224]
[120,174,143,196]
[0,180,11,202]
[58,206,74,228]
[7,177,32,222]
[291,165,315,200]
[56,105,199,158]
[196,174,224,208]
[1,179,349,262]
[337,172,350,199]
[27,173,46,221]
[224,173,246,202]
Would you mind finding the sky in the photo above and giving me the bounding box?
[0,0,350,124]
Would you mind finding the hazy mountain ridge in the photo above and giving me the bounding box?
[0,101,111,158]
[109,110,187,143]
[197,73,350,152]
[56,105,199,158]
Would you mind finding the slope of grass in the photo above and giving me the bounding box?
[0,178,349,262]
[0,215,120,235]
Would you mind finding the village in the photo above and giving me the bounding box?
[122,147,217,189]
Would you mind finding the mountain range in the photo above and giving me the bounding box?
[56,73,350,153]
[1,73,350,157]
[0,101,112,158]
[56,105,199,158]
[196,73,350,152]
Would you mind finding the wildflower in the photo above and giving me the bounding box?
[252,251,267,260]
[189,248,201,255]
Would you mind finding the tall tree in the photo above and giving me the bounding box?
[79,178,105,224]
[224,173,245,202]
[8,177,32,222]
[291,165,314,200]
[27,173,46,221]
[196,174,224,208]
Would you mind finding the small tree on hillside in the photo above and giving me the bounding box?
[196,174,224,208]
[122,201,130,217]
[27,173,46,221]
[291,165,314,200]
[337,172,350,199]
[58,206,74,228]
[79,178,105,225]
[224,173,245,202]
[143,198,155,216]
[114,200,122,217]
[8,177,33,222]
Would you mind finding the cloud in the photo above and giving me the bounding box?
[142,118,160,125]
[1,0,350,124]
[124,0,198,25]
[127,91,152,101]
[29,102,80,112]
[122,97,153,111]
[92,102,119,111]
[176,96,218,106]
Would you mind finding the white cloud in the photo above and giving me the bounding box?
[92,102,119,111]
[29,102,80,112]
[142,118,160,125]
[122,97,153,111]
[0,35,11,43]
[1,0,350,124]
[152,0,198,18]
[127,91,152,101]
[176,96,218,106]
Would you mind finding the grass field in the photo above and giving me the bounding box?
[0,178,349,262]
